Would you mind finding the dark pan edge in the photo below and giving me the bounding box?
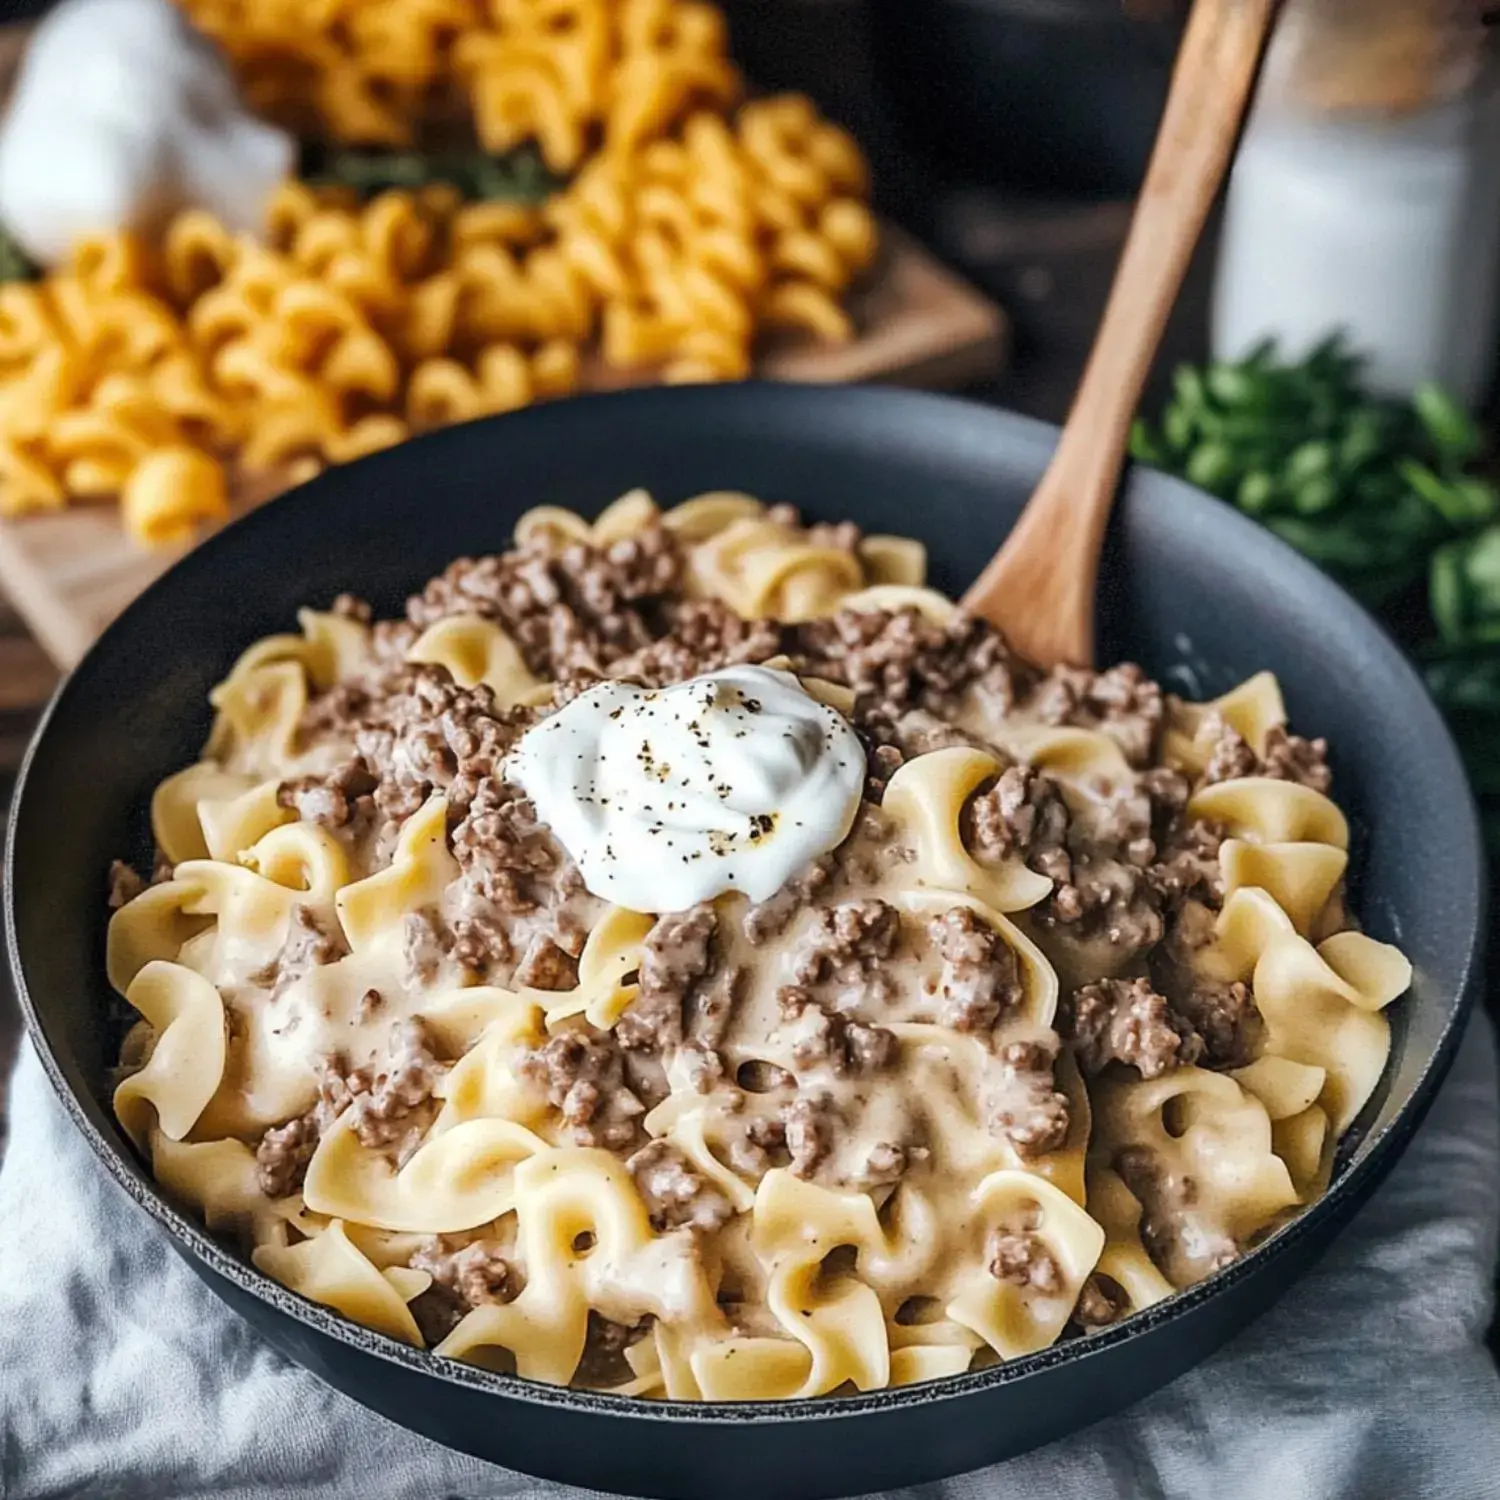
[3,382,1486,1435]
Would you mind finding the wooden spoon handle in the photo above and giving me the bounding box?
[962,0,1280,668]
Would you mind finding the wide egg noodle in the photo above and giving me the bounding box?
[106,878,213,995]
[945,1171,1105,1360]
[1092,1067,1298,1289]
[1083,1165,1175,1316]
[335,794,457,953]
[112,960,228,1149]
[406,613,545,709]
[1163,670,1287,775]
[534,905,655,1030]
[253,1218,429,1348]
[150,762,258,864]
[303,1111,549,1233]
[196,779,296,864]
[438,1148,720,1385]
[884,747,1055,914]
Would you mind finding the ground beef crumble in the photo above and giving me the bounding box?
[987,1229,1064,1293]
[1115,1144,1239,1281]
[255,1114,318,1199]
[254,1019,445,1194]
[411,1235,518,1309]
[742,855,838,944]
[343,1018,446,1157]
[517,1031,647,1152]
[1148,822,1226,912]
[782,1092,835,1178]
[1072,1273,1129,1329]
[626,1138,734,1233]
[1199,714,1332,793]
[779,985,898,1076]
[609,598,783,684]
[249,904,348,998]
[405,527,680,681]
[793,607,1033,719]
[986,1040,1071,1158]
[277,757,379,830]
[1061,977,1203,1079]
[616,904,718,1053]
[926,905,1024,1032]
[1027,662,1164,768]
[963,766,1071,884]
[792,898,900,985]
[724,1111,790,1178]
[1166,976,1260,1070]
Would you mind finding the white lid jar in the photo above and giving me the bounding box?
[1211,5,1500,407]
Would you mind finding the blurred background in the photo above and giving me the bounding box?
[0,0,1496,1300]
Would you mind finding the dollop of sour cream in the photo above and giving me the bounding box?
[505,665,865,910]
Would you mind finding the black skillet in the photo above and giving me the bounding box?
[5,383,1484,1498]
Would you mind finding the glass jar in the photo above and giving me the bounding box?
[1211,1,1500,406]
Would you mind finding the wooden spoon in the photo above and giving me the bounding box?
[961,0,1281,668]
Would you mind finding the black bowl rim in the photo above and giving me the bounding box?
[5,382,1485,1426]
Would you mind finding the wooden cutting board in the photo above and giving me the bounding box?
[0,22,1008,670]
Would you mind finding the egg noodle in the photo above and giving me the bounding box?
[106,492,1410,1397]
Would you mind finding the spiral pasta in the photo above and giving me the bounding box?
[1,82,877,543]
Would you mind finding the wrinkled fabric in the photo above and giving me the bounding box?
[3,1014,1499,1500]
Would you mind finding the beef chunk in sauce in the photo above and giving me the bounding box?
[1199,714,1332,793]
[255,1114,318,1198]
[616,904,718,1053]
[610,598,783,685]
[277,757,379,829]
[742,855,837,945]
[513,931,581,990]
[779,986,898,1076]
[249,904,348,998]
[411,1235,519,1309]
[1028,662,1164,767]
[963,766,1071,884]
[1114,1144,1239,1283]
[792,898,900,986]
[405,528,680,681]
[1149,822,1226,912]
[1072,1273,1129,1329]
[1169,977,1260,1070]
[343,1018,445,1158]
[781,1093,835,1179]
[926,906,1024,1032]
[793,606,1032,717]
[987,1229,1064,1293]
[518,1031,646,1151]
[986,1041,1070,1158]
[254,1019,444,1193]
[1061,977,1202,1079]
[626,1138,734,1233]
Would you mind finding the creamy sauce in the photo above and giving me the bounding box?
[504,666,865,909]
[0,0,293,264]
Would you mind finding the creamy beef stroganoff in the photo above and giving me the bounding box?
[106,487,1411,1398]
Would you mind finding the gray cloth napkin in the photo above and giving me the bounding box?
[3,1014,1500,1500]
